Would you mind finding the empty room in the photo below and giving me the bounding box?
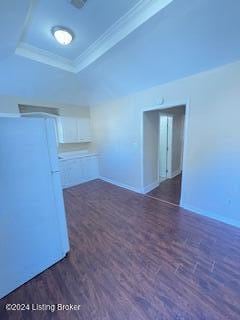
[0,0,240,319]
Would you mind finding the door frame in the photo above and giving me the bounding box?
[140,99,190,206]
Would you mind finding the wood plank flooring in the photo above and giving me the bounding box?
[147,174,182,205]
[1,179,240,319]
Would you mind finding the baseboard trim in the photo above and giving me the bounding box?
[62,176,99,189]
[142,181,159,194]
[99,176,142,194]
[181,203,240,229]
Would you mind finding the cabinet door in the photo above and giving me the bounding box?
[73,159,84,185]
[82,156,99,181]
[58,117,78,143]
[67,159,78,186]
[59,161,69,189]
[59,156,99,188]
[69,159,85,187]
[77,118,91,142]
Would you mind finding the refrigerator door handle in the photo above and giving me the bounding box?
[51,170,60,174]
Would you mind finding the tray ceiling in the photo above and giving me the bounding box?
[15,0,174,73]
[1,0,240,106]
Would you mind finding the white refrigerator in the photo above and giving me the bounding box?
[0,117,70,299]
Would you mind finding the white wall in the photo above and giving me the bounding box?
[91,94,141,191]
[143,111,159,190]
[92,60,240,227]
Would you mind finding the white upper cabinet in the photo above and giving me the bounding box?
[58,117,78,143]
[77,118,91,142]
[57,117,91,143]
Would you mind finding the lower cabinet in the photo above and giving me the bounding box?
[59,155,99,189]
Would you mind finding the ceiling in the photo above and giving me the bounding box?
[1,0,240,106]
[15,0,173,72]
[22,0,140,60]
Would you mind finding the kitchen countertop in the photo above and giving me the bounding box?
[58,151,98,161]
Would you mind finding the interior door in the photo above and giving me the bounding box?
[0,118,68,298]
[159,116,168,181]
[159,115,172,182]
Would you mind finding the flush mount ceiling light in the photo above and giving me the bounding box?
[52,26,74,46]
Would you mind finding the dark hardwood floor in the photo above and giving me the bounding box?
[147,174,182,205]
[1,179,240,319]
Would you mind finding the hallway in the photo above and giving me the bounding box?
[147,174,182,205]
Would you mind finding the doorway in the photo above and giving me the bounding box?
[142,104,187,206]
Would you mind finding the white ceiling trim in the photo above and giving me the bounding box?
[15,42,76,72]
[15,0,173,73]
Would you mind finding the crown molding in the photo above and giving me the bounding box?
[15,42,76,73]
[15,0,173,73]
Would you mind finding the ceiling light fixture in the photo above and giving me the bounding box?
[52,26,74,46]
